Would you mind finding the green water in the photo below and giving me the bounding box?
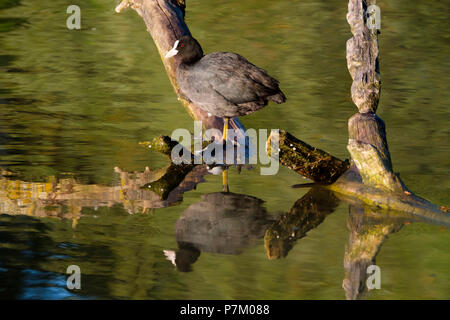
[0,0,449,299]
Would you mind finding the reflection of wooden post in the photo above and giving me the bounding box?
[115,0,244,134]
[342,205,403,300]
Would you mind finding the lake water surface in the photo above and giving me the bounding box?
[0,0,449,299]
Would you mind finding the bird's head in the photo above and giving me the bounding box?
[165,35,204,64]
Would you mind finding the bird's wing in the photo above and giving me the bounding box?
[192,52,279,105]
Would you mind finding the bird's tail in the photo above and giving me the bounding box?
[269,91,287,104]
[229,117,256,163]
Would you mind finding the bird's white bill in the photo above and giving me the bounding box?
[165,40,179,58]
[163,250,177,266]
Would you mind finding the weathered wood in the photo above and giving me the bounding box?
[347,140,404,193]
[346,0,380,113]
[139,135,182,156]
[264,127,441,216]
[345,0,398,193]
[115,0,244,134]
[344,2,406,194]
[139,135,197,199]
[348,113,391,165]
[260,0,449,222]
[328,169,450,224]
[267,130,350,184]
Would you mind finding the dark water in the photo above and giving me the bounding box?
[0,0,449,299]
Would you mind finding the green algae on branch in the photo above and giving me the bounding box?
[140,135,196,200]
[139,136,182,156]
[267,130,350,184]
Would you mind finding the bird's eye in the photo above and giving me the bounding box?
[181,44,185,47]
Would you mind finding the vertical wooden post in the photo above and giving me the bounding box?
[346,0,404,193]
[346,0,381,114]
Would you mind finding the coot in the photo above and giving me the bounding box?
[165,35,286,119]
[165,35,286,192]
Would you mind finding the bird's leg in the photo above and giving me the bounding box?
[223,117,228,141]
[222,117,229,192]
[222,168,229,192]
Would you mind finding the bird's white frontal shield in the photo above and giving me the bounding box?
[165,40,179,58]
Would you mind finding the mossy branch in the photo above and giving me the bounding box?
[267,130,350,184]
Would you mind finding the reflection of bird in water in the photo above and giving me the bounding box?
[164,192,273,272]
[164,244,200,273]
[165,35,286,192]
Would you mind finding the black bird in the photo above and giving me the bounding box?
[165,35,286,192]
[165,35,286,121]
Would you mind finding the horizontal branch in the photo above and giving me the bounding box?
[267,130,350,184]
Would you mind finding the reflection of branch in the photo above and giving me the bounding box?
[140,135,198,200]
[342,205,403,300]
[143,163,194,200]
[264,187,340,259]
[0,134,243,219]
[0,162,210,219]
